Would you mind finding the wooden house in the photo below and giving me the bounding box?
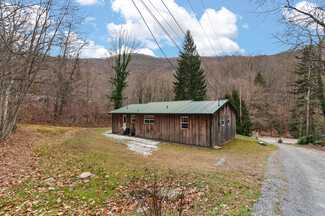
[109,100,237,148]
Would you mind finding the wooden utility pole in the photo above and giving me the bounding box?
[239,86,242,124]
[306,65,312,144]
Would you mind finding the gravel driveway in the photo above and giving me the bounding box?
[253,142,325,216]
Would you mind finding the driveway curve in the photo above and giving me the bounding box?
[253,142,325,216]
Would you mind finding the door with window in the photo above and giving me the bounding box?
[123,115,127,124]
[122,115,127,132]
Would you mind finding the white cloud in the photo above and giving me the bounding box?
[107,0,244,56]
[79,40,155,59]
[283,1,324,30]
[75,0,104,6]
[136,48,155,56]
[62,31,109,58]
[242,23,249,29]
[1,3,58,50]
[80,40,111,58]
[84,16,96,23]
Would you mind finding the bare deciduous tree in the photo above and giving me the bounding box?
[0,0,81,142]
[52,28,86,121]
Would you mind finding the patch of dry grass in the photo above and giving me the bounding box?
[0,126,277,215]
[147,135,277,173]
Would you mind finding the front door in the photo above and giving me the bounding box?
[123,115,127,124]
[122,115,127,134]
[123,115,127,128]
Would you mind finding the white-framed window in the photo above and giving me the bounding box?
[131,115,136,123]
[144,115,155,124]
[180,116,189,130]
[123,115,127,124]
[221,118,225,126]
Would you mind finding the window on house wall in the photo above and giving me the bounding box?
[123,115,127,124]
[221,118,225,126]
[180,116,189,130]
[144,115,155,124]
[227,119,230,125]
[131,115,136,123]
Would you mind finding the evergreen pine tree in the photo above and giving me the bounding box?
[254,72,267,88]
[289,45,318,138]
[251,72,273,133]
[173,30,207,101]
[225,89,252,136]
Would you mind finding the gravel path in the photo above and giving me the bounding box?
[102,131,159,156]
[253,143,325,216]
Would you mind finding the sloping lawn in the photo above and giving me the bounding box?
[0,126,276,215]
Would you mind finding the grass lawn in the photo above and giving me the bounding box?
[0,125,277,215]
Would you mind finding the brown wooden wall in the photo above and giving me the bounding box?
[211,103,236,146]
[112,114,210,147]
[111,103,236,147]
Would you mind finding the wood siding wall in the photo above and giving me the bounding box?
[111,103,236,147]
[211,103,236,146]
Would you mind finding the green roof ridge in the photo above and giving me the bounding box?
[108,99,230,115]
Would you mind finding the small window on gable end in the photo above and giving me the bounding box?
[180,116,189,130]
[131,115,136,123]
[144,115,155,124]
[221,118,225,126]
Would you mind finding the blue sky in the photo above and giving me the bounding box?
[75,0,301,58]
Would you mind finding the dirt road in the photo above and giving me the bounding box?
[253,142,325,216]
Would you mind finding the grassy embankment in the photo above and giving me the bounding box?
[0,125,277,215]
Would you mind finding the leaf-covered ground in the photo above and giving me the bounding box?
[0,125,277,215]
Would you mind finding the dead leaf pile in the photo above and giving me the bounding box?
[0,129,40,186]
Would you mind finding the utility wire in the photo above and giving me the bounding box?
[199,0,230,92]
[185,0,222,88]
[132,0,176,71]
[187,0,218,56]
[134,0,221,91]
[160,0,186,36]
[200,0,225,53]
[159,0,221,88]
[139,0,181,50]
[147,0,183,41]
[140,0,220,89]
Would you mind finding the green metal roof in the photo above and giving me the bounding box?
[108,100,230,115]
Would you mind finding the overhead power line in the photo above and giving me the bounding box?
[147,0,183,41]
[200,0,225,54]
[187,0,218,56]
[159,0,221,88]
[133,0,221,91]
[139,0,181,50]
[160,0,186,36]
[132,0,176,71]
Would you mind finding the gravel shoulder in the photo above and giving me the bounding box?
[253,143,325,216]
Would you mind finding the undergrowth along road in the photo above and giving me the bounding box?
[0,125,277,215]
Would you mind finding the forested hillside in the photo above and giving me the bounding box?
[21,51,298,135]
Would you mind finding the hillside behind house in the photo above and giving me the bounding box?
[21,51,298,135]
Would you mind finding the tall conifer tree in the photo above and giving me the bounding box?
[224,90,252,136]
[289,45,318,138]
[173,30,207,101]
